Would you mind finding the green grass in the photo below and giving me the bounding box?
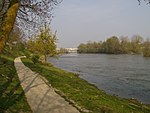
[0,55,32,113]
[22,58,150,113]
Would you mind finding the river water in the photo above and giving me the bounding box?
[48,53,150,104]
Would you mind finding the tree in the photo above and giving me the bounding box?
[8,25,25,51]
[78,41,102,53]
[143,39,150,57]
[8,25,23,44]
[130,35,143,54]
[0,0,61,52]
[27,25,57,63]
[104,36,121,54]
[120,36,131,54]
[0,0,19,52]
[78,43,87,53]
[138,0,150,4]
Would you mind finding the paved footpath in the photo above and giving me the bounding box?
[14,57,80,113]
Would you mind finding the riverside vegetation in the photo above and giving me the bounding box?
[21,57,150,113]
[1,1,150,112]
[0,31,150,113]
[0,48,32,112]
[1,44,150,112]
[78,35,150,57]
[1,25,150,112]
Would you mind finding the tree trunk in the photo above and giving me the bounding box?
[0,1,20,52]
[44,54,47,63]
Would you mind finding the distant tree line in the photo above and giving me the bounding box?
[78,35,150,57]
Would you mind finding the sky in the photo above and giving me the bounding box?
[51,0,150,48]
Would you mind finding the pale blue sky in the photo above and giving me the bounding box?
[51,0,150,48]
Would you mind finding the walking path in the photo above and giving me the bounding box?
[14,57,80,113]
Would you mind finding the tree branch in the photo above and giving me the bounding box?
[19,9,28,15]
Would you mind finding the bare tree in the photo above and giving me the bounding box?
[0,0,61,52]
[138,0,150,4]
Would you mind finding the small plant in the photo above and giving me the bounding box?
[31,54,40,64]
[23,50,31,58]
[100,106,113,113]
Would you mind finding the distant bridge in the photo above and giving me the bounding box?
[65,48,78,53]
[57,48,78,53]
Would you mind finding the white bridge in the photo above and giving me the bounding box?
[65,48,78,53]
[57,48,78,53]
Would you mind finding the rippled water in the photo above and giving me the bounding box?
[48,53,150,104]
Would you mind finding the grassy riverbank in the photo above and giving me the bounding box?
[0,54,32,113]
[22,58,150,113]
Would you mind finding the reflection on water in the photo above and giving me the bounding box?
[48,53,150,104]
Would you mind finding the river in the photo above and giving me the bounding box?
[48,53,150,104]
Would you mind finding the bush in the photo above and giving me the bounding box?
[31,54,40,64]
[23,50,31,58]
[143,41,150,57]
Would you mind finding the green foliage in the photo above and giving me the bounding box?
[23,50,32,58]
[78,41,102,53]
[120,36,131,54]
[78,35,145,55]
[22,58,150,113]
[103,36,121,54]
[27,24,57,62]
[0,55,31,113]
[78,36,122,54]
[2,26,28,58]
[2,44,26,58]
[130,35,143,54]
[31,54,40,64]
[0,0,60,52]
[143,39,150,57]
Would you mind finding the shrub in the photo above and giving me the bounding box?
[23,50,31,58]
[31,54,40,64]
